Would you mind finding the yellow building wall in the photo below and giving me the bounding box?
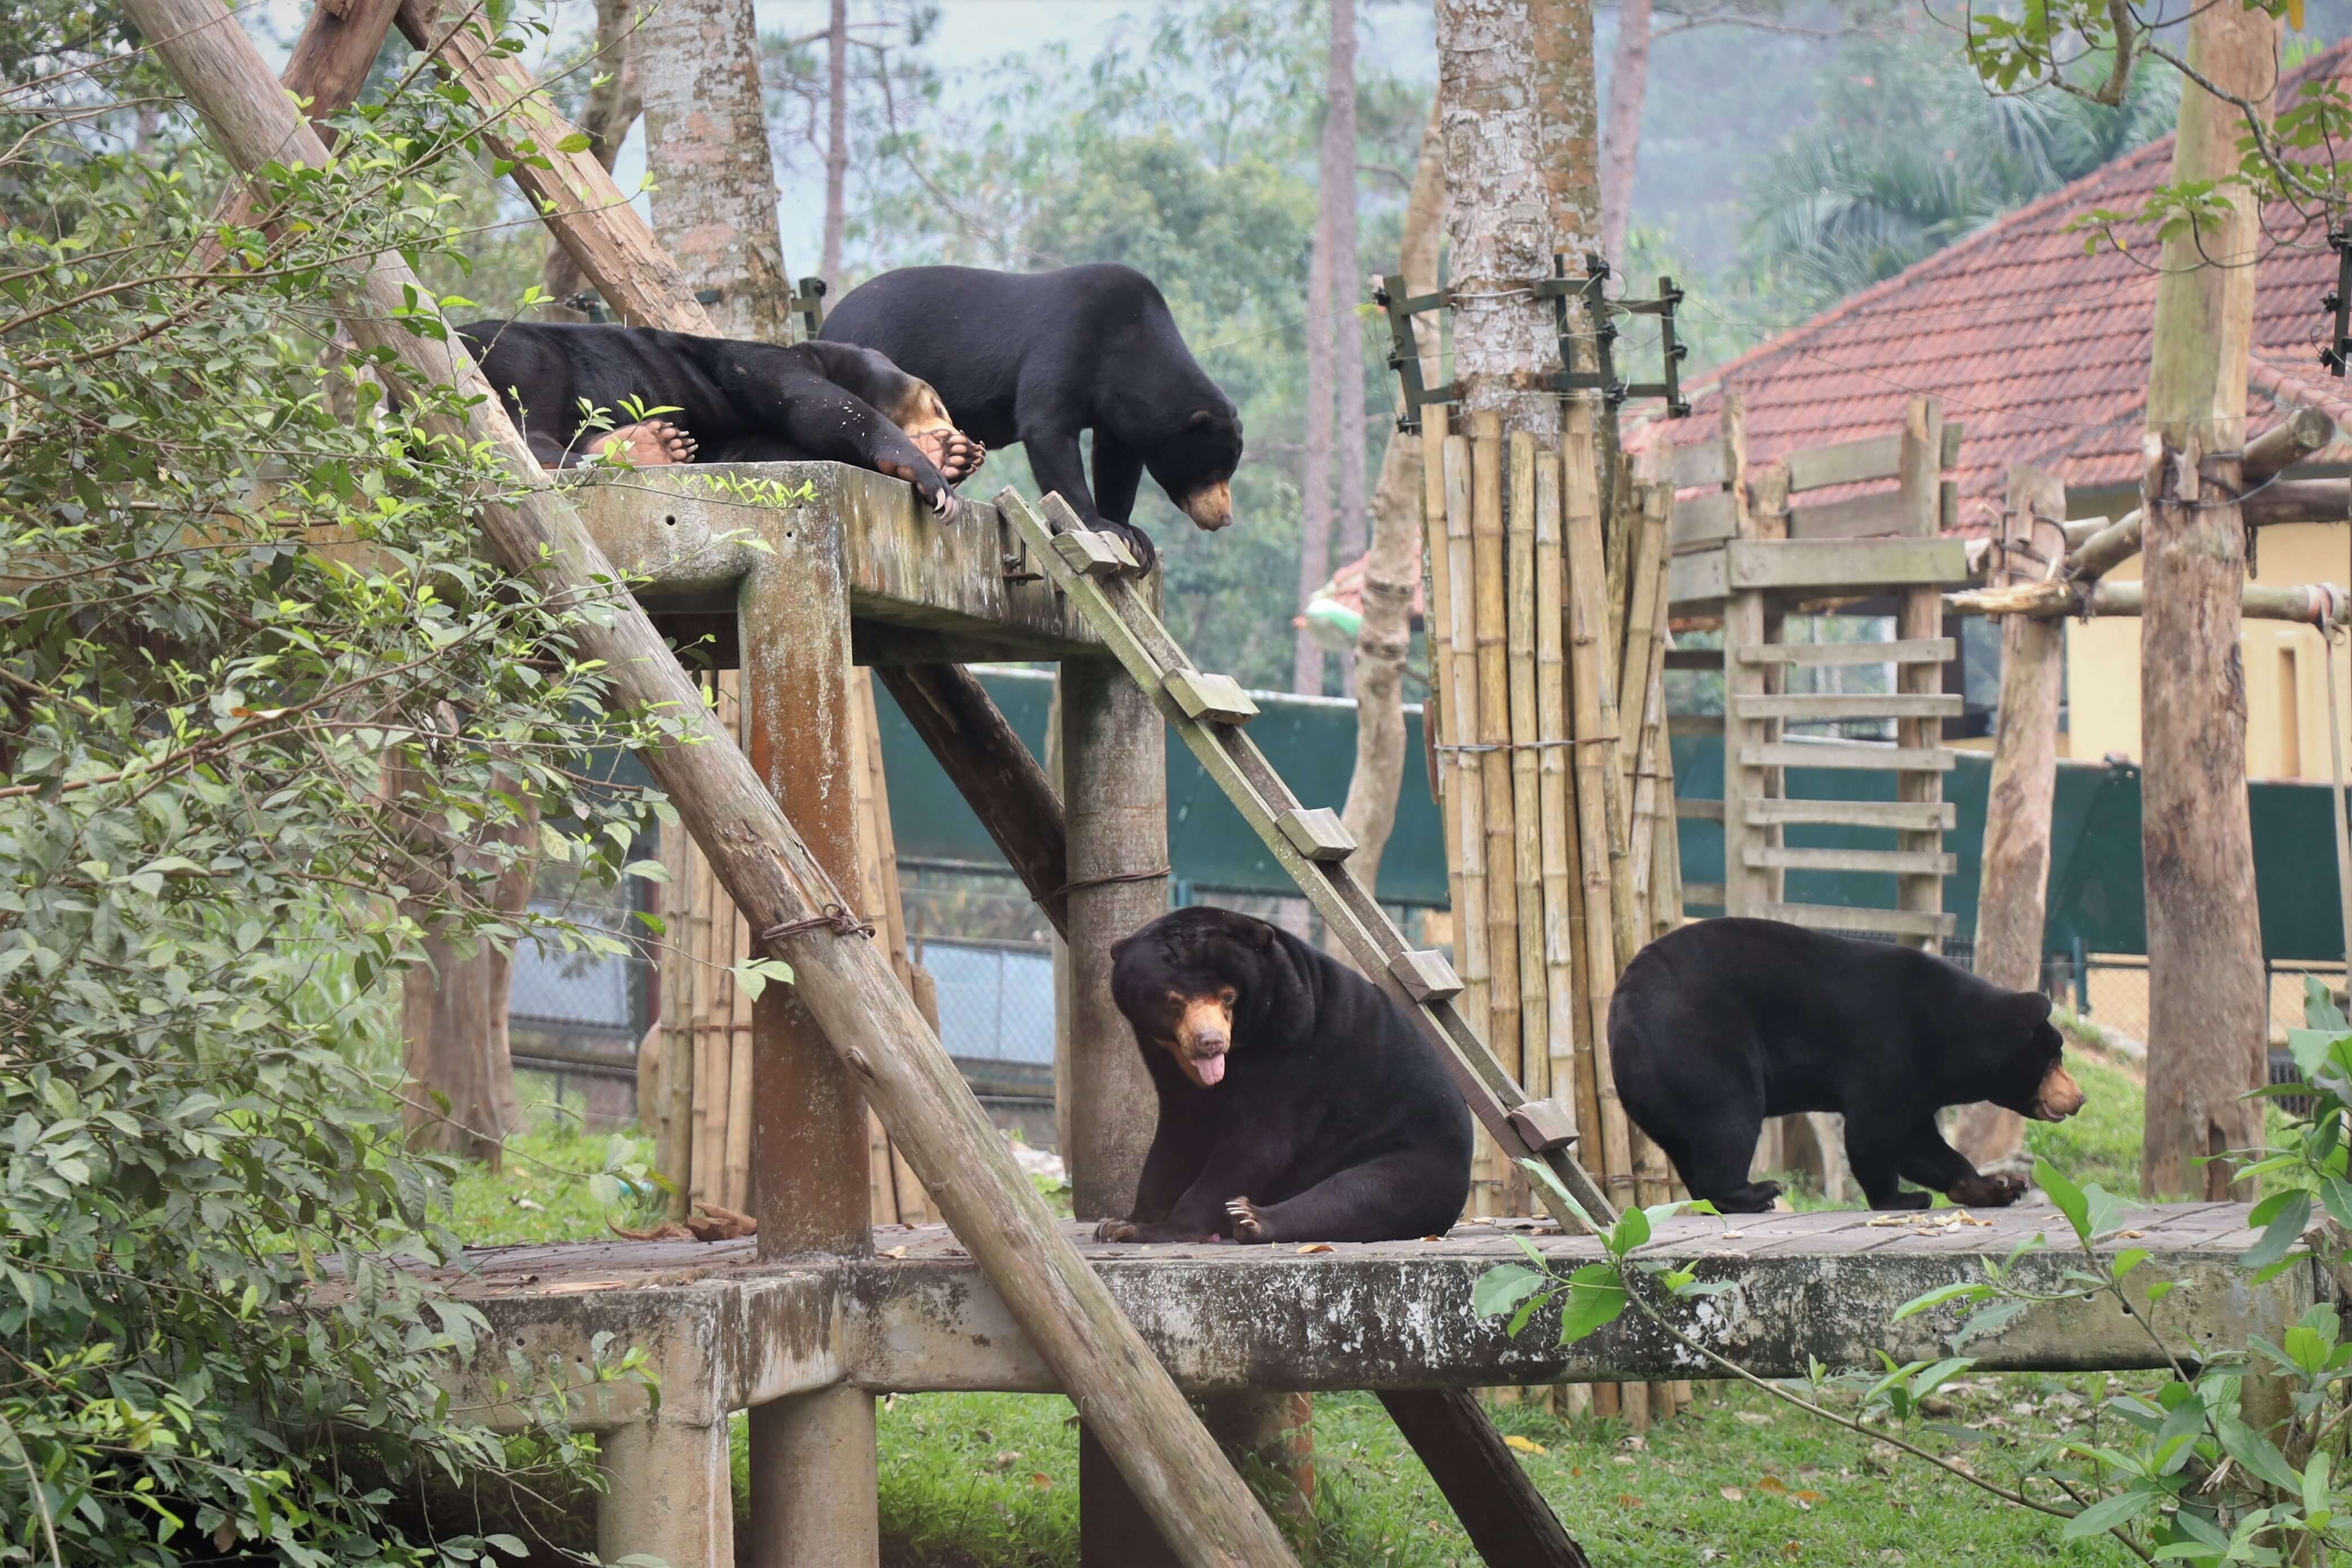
[2064,522,2351,781]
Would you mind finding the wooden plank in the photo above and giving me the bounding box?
[1785,431,1902,493]
[1670,441,1730,489]
[1682,881,1727,907]
[1789,489,1905,540]
[1674,798,1726,822]
[1726,538,1971,594]
[1745,798,1956,831]
[1671,488,1738,549]
[1894,403,1948,957]
[1662,646,1718,670]
[1165,670,1258,724]
[1277,807,1356,861]
[1745,846,1958,876]
[1740,742,1954,772]
[1735,639,1954,667]
[1731,692,1963,721]
[1759,901,1957,938]
[1667,548,1727,607]
[1667,713,1725,736]
[1941,422,1967,469]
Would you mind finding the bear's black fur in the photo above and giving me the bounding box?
[1608,917,2085,1214]
[457,319,972,510]
[1096,906,1472,1245]
[818,262,1244,572]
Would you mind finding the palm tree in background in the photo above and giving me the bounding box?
[1743,33,2178,309]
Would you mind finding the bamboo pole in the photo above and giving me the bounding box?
[1472,413,1523,1218]
[1422,403,1463,969]
[1508,434,1549,1125]
[1561,409,1633,1215]
[657,792,697,1219]
[1535,447,1580,1138]
[1442,433,1498,1212]
[135,11,1305,1552]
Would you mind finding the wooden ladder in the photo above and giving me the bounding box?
[999,488,1618,1231]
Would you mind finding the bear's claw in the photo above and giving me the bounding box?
[1094,1217,1142,1244]
[1225,1197,1269,1244]
[596,418,698,467]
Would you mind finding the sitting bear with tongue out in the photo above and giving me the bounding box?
[1094,907,1472,1245]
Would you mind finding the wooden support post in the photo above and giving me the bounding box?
[1378,1391,1592,1568]
[739,509,879,1567]
[1061,653,1180,1564]
[133,8,1302,1558]
[1955,465,2068,1170]
[1895,397,1948,954]
[597,1419,734,1567]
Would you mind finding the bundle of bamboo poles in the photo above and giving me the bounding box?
[1420,388,1689,1428]
[643,668,936,1226]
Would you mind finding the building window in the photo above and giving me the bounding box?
[2281,644,2304,779]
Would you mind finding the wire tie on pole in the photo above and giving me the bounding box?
[760,903,877,944]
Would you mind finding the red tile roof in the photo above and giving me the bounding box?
[1645,41,2352,536]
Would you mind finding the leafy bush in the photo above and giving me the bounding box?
[2,10,667,1563]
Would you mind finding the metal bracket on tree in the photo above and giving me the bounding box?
[1374,252,1692,434]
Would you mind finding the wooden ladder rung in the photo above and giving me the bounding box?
[1390,949,1465,1003]
[1758,901,1956,938]
[1744,798,1955,831]
[1731,692,1962,721]
[1278,807,1356,861]
[1734,638,1954,667]
[1744,846,1955,876]
[1506,1098,1577,1154]
[1050,528,1141,577]
[1682,881,1727,907]
[1663,646,1721,670]
[1164,670,1259,724]
[1739,742,1953,772]
[1674,797,1726,822]
[1668,712,1724,736]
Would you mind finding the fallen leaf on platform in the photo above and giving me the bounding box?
[1719,1230,1744,1239]
[607,1218,693,1242]
[1795,1490,1822,1505]
[1422,1235,1445,1242]
[988,1450,1021,1471]
[1756,1475,1789,1494]
[1028,1473,1052,1490]
[1720,1487,1745,1502]
[881,1245,908,1259]
[1504,1435,1546,1455]
[685,1202,756,1241]
[1297,1242,1335,1254]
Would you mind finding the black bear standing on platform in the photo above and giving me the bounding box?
[1609,917,2086,1214]
[817,263,1243,572]
[456,319,983,511]
[1095,907,1472,1245]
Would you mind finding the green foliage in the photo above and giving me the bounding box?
[0,7,671,1560]
[1745,19,2178,310]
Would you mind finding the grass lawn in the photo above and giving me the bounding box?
[451,1041,2155,1566]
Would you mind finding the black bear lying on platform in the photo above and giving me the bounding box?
[1609,917,2086,1214]
[819,262,1243,572]
[1095,906,1472,1245]
[456,319,984,512]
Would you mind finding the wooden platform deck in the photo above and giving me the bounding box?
[355,1204,2310,1432]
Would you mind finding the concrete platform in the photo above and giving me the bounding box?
[332,1202,2310,1435]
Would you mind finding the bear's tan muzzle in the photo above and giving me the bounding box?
[1183,480,1233,532]
[2032,1060,2084,1122]
[1170,994,1232,1088]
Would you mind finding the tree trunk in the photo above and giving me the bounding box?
[1597,0,1651,266]
[1297,168,1337,697]
[2137,3,2279,1201]
[1325,0,1365,695]
[1333,105,1445,917]
[400,771,536,1165]
[544,0,644,304]
[1955,464,2068,1170]
[638,0,796,339]
[1529,0,1603,266]
[822,0,848,285]
[1438,0,1567,435]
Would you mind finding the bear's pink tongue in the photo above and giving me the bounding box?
[1191,1053,1227,1087]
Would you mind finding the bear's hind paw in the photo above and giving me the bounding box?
[1093,1217,1144,1243]
[1226,1197,1271,1245]
[1945,1171,2028,1209]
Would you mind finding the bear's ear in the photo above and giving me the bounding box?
[1110,933,1134,964]
[1186,408,1220,431]
[1251,919,1276,950]
[2012,990,2054,1027]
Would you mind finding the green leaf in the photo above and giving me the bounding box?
[555,132,594,154]
[2063,1487,2157,1538]
[2238,1191,2310,1271]
[2037,1158,2090,1241]
[1517,1158,1596,1233]
[485,1536,528,1558]
[1556,1273,1628,1347]
[2219,1418,2305,1494]
[1506,1290,1557,1339]
[1472,1263,1546,1321]
[1607,1204,1651,1256]
[1894,1280,1993,1322]
[2306,973,2347,1031]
